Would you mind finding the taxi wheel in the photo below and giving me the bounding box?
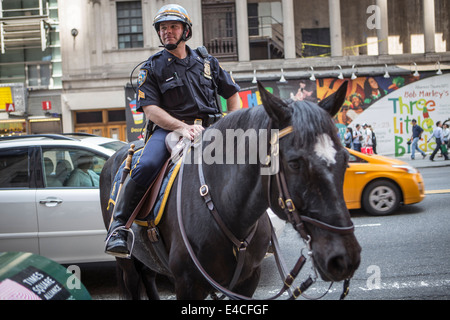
[362,180,401,216]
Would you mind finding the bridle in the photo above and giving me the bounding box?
[175,121,355,300]
[263,122,355,240]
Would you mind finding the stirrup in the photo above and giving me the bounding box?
[104,226,135,259]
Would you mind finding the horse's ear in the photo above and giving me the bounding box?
[318,81,348,117]
[257,80,292,124]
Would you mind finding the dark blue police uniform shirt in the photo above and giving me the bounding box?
[136,46,240,121]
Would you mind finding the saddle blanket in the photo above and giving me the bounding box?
[108,148,181,226]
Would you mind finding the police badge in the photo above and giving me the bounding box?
[137,69,147,87]
[203,60,212,80]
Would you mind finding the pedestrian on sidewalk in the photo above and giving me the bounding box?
[428,121,449,161]
[344,126,353,149]
[410,119,427,160]
[443,123,449,147]
[369,124,377,154]
[362,123,374,154]
[352,124,362,152]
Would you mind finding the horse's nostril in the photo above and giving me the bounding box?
[327,255,349,277]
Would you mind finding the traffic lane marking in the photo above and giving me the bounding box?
[355,223,381,228]
[425,189,450,194]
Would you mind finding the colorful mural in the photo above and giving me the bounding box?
[232,72,449,157]
[126,71,448,158]
[348,73,450,156]
[125,84,145,141]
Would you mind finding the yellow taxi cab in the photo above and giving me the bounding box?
[344,148,425,216]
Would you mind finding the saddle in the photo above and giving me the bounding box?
[108,132,186,234]
[108,122,211,267]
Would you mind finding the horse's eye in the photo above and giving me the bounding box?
[288,160,300,171]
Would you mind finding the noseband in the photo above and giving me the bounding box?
[263,122,355,240]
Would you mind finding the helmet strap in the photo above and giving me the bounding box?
[162,38,182,50]
[159,27,188,51]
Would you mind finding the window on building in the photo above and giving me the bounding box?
[301,28,331,58]
[0,0,60,88]
[116,1,143,49]
[75,111,103,124]
[108,110,125,122]
[202,2,237,61]
[248,3,259,37]
[26,63,51,88]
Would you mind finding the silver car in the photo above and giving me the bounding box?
[0,134,126,264]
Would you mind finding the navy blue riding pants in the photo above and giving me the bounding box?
[130,127,170,187]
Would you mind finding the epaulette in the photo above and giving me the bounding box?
[146,51,163,73]
[196,46,210,59]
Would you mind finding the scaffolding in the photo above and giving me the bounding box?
[0,1,52,54]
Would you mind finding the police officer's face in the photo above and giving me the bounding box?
[159,21,184,45]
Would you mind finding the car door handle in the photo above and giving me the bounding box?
[39,197,63,207]
[355,172,367,175]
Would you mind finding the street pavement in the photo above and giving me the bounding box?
[397,152,450,169]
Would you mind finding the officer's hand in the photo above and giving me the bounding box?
[177,124,204,141]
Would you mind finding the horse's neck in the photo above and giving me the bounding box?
[201,157,268,239]
[199,108,271,237]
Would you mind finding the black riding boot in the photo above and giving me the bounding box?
[105,176,146,258]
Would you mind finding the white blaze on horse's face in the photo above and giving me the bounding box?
[314,134,337,166]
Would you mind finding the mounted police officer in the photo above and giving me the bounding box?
[105,4,241,257]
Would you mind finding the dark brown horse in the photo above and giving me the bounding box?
[100,81,361,299]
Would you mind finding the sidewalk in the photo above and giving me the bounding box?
[397,153,450,169]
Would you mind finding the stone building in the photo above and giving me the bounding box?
[1,0,449,151]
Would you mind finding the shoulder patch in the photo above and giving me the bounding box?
[138,69,147,87]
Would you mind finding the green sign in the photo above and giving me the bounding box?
[0,252,91,300]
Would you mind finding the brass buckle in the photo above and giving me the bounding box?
[285,199,296,212]
[284,274,295,287]
[200,184,209,196]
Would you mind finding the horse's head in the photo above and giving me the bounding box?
[258,81,361,282]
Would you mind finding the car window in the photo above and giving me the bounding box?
[348,153,368,164]
[99,141,126,152]
[42,147,107,188]
[0,148,29,188]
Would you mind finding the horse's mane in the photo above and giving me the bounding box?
[289,100,340,148]
[212,104,268,133]
[212,99,339,150]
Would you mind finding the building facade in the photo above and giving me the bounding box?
[0,0,61,135]
[1,0,449,155]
